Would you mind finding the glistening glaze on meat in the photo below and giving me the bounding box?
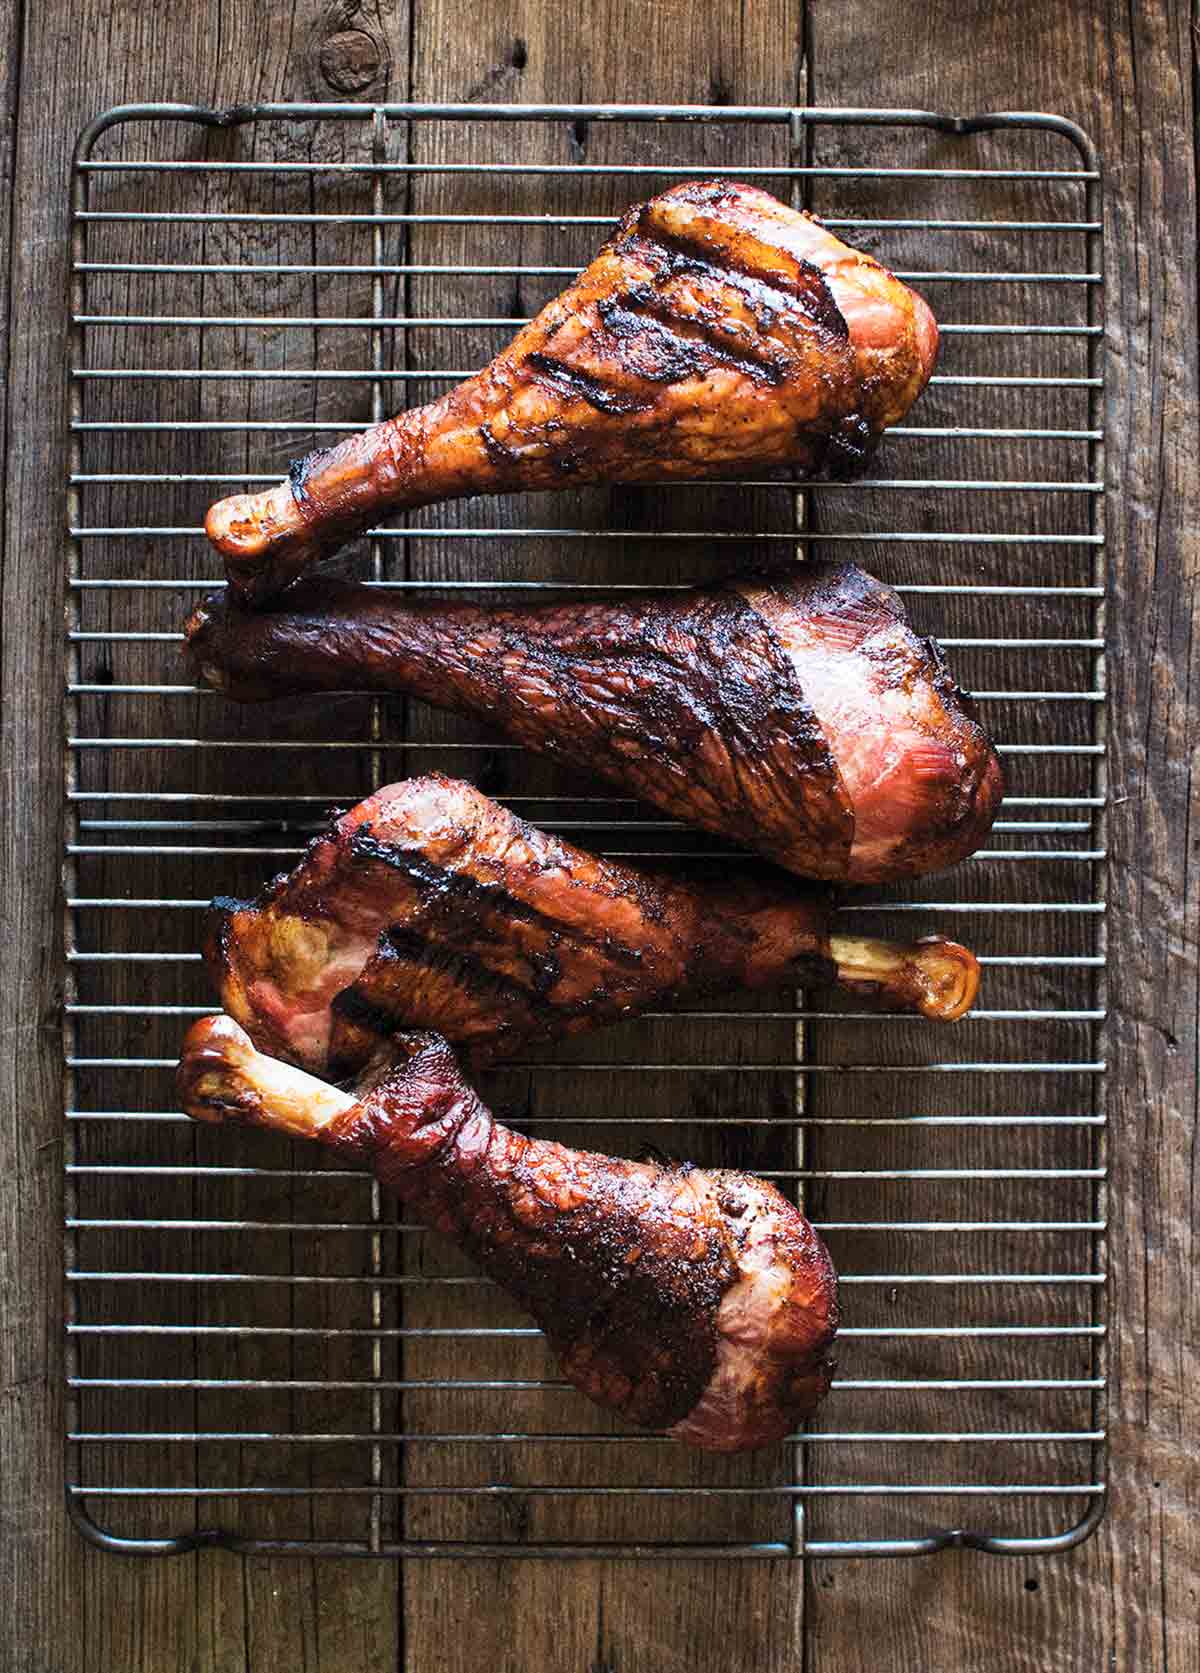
[205,774,981,1076]
[178,1017,839,1452]
[203,179,938,604]
[736,564,1004,881]
[186,561,1003,884]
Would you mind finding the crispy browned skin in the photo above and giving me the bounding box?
[186,561,1002,884]
[206,775,980,1077]
[204,180,938,604]
[178,1017,839,1450]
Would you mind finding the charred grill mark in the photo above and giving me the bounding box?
[439,583,855,877]
[638,243,847,345]
[346,829,649,971]
[328,916,833,1070]
[328,978,411,1040]
[288,451,322,506]
[595,296,787,387]
[524,352,653,415]
[377,925,566,1016]
[348,832,472,895]
[332,927,631,1060]
[335,932,544,1040]
[618,214,848,341]
[478,421,522,472]
[683,246,846,341]
[632,273,787,346]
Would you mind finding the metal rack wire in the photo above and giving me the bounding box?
[63,103,1107,1559]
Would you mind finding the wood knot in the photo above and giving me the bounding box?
[319,28,383,94]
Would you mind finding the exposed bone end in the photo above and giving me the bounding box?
[205,482,299,563]
[177,1014,354,1136]
[829,932,980,1022]
[205,482,316,605]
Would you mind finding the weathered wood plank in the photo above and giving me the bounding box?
[1088,2,1200,1667]
[0,0,89,1661]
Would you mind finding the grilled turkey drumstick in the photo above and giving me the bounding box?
[186,560,1002,884]
[208,774,980,1079]
[178,1017,839,1451]
[205,179,937,604]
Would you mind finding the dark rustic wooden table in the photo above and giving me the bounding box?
[1,1,1196,1667]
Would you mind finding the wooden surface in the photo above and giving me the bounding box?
[1,1,1197,1669]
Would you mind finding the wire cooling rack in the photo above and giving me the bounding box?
[63,103,1107,1559]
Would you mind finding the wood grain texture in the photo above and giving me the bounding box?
[1089,3,1200,1668]
[0,1,1197,1671]
[0,0,89,1666]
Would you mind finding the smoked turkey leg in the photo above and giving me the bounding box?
[179,1016,839,1452]
[205,180,938,604]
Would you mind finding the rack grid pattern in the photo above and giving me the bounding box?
[64,103,1107,1559]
